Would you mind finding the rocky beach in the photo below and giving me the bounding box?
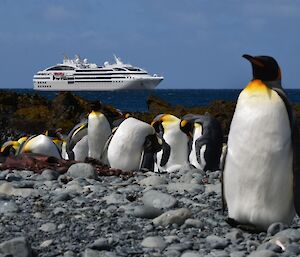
[1,91,300,257]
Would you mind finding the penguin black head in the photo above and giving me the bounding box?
[243,54,281,82]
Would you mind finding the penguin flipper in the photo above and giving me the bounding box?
[101,131,116,166]
[291,111,300,216]
[195,137,209,168]
[272,88,300,216]
[220,144,227,213]
[160,141,171,167]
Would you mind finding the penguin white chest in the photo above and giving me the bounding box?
[224,86,294,229]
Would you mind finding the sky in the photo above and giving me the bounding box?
[0,0,300,89]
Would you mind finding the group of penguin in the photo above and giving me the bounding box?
[1,109,224,174]
[2,54,300,232]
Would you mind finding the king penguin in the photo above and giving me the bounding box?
[223,54,300,231]
[151,114,192,173]
[87,110,111,161]
[18,134,62,159]
[107,117,161,171]
[182,113,223,171]
[65,120,88,161]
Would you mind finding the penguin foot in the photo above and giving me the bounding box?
[225,218,263,233]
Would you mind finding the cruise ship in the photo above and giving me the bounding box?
[33,55,163,91]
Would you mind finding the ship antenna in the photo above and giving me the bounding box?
[114,54,123,65]
[63,53,69,62]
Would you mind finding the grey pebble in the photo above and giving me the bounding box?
[181,251,202,257]
[39,169,60,181]
[267,222,287,236]
[142,189,177,209]
[53,207,67,215]
[39,222,57,233]
[67,163,96,179]
[0,199,19,214]
[89,238,112,251]
[133,205,163,219]
[167,183,204,194]
[82,248,117,257]
[153,208,191,226]
[141,236,167,250]
[139,175,167,186]
[206,235,229,250]
[52,192,72,202]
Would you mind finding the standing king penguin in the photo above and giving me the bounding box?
[182,113,223,171]
[223,54,300,231]
[87,111,111,161]
[152,114,192,173]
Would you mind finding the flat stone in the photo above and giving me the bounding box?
[0,237,32,257]
[142,190,177,209]
[39,222,57,233]
[141,236,166,250]
[133,205,163,219]
[139,175,167,186]
[184,218,203,228]
[248,250,278,257]
[103,192,129,205]
[153,208,191,226]
[82,248,117,257]
[267,222,287,236]
[274,228,300,242]
[0,182,35,197]
[53,207,67,215]
[205,183,221,194]
[0,199,19,214]
[167,183,204,193]
[40,240,53,248]
[67,163,96,179]
[39,169,60,181]
[181,251,202,257]
[206,235,229,249]
[89,238,112,251]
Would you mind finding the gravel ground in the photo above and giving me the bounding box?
[0,164,300,257]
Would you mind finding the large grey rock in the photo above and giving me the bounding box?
[139,175,167,187]
[142,190,177,210]
[67,163,96,179]
[273,228,300,242]
[0,237,32,257]
[153,208,191,226]
[141,236,167,250]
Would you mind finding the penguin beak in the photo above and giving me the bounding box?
[242,54,264,68]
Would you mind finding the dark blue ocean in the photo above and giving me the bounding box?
[3,89,300,112]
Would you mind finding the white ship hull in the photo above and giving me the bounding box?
[33,55,164,91]
[34,77,162,91]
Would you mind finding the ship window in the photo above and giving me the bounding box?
[126,67,141,71]
[113,68,126,71]
[47,66,75,71]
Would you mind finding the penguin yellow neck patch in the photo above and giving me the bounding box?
[244,79,270,93]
